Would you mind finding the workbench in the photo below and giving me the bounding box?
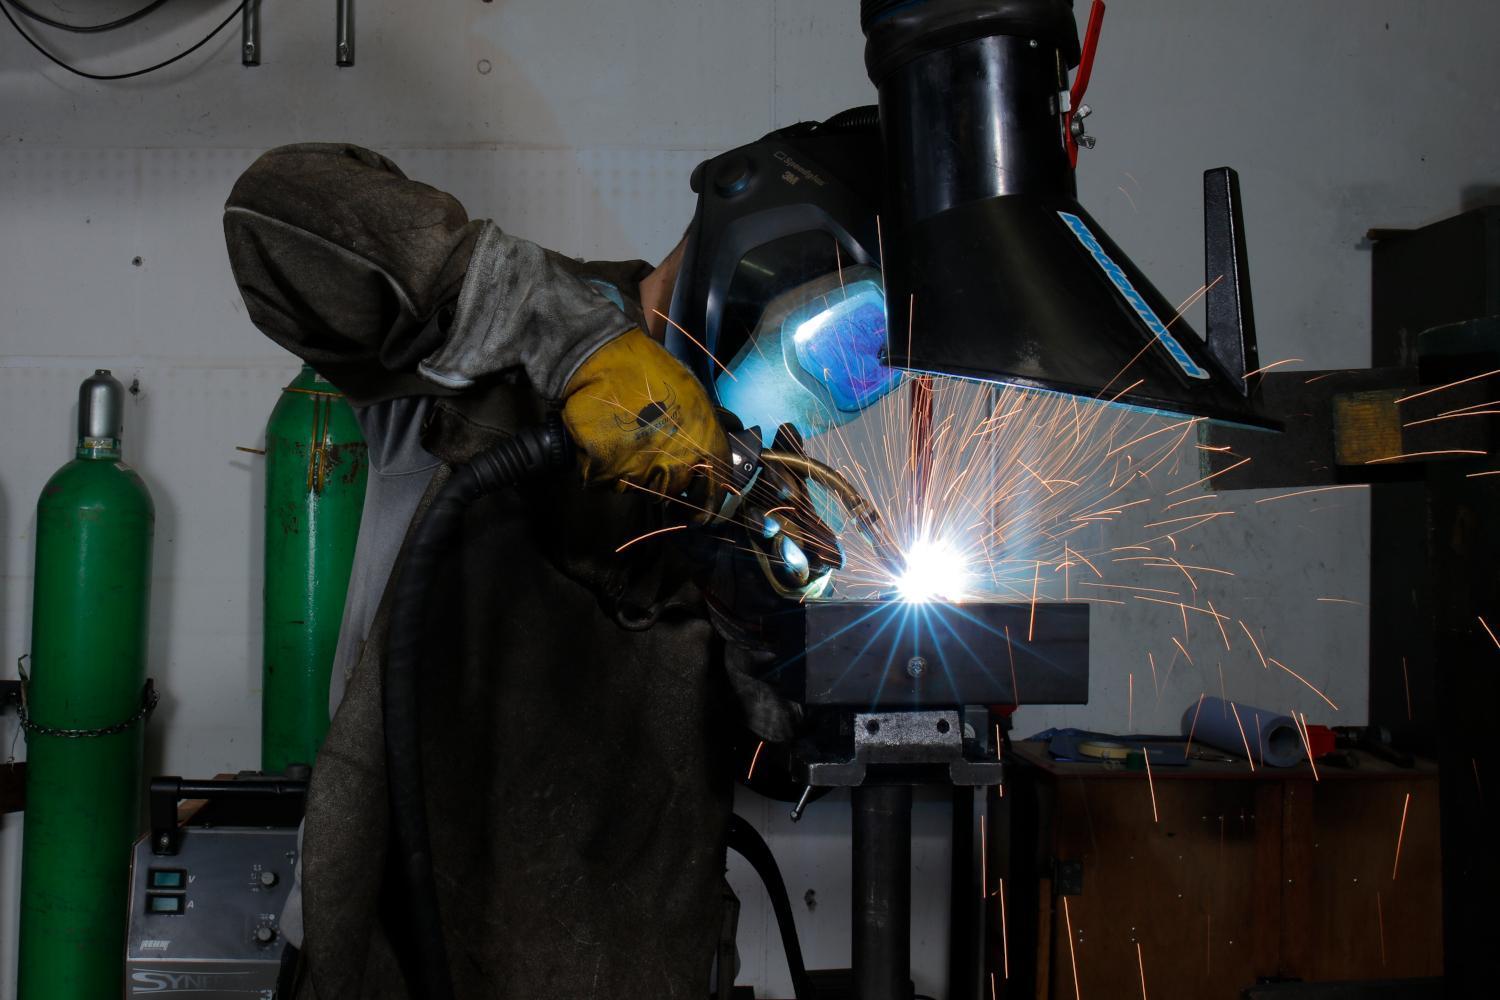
[992,740,1442,999]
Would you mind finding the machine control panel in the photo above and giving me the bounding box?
[125,826,297,997]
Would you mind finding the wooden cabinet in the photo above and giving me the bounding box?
[995,742,1442,999]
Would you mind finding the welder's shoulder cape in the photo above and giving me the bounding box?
[222,143,781,999]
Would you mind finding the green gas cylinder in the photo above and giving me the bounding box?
[261,365,367,773]
[18,370,155,1000]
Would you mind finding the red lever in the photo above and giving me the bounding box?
[1066,0,1107,168]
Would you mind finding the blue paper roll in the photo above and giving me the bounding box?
[1181,696,1305,767]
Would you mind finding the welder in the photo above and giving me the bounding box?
[224,142,815,999]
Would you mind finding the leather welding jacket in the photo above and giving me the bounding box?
[224,144,792,999]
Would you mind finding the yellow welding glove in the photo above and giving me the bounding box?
[562,328,730,511]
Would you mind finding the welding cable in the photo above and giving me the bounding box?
[0,0,244,81]
[4,0,171,33]
[383,420,570,1000]
[726,815,816,1000]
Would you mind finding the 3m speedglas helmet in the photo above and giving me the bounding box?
[666,109,903,447]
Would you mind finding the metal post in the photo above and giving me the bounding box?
[241,0,260,66]
[852,783,912,1000]
[336,0,353,66]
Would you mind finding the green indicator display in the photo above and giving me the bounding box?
[148,869,185,890]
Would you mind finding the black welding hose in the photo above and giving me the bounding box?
[726,815,815,1000]
[384,421,568,1000]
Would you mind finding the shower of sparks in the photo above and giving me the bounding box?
[1392,791,1411,880]
[745,740,765,782]
[1064,897,1082,1000]
[639,299,1473,907]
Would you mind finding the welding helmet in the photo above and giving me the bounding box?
[666,109,903,448]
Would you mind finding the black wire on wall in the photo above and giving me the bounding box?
[0,0,246,81]
[7,0,173,34]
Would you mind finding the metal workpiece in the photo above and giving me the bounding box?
[794,600,1089,709]
[793,706,1003,790]
[852,784,913,1000]
[77,368,125,447]
[855,710,962,764]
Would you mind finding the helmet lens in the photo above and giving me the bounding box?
[789,282,899,413]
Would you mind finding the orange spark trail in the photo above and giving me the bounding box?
[1029,561,1041,641]
[1377,892,1387,967]
[991,973,998,1000]
[1063,897,1082,1000]
[1242,357,1304,380]
[1301,712,1319,781]
[1292,711,1319,781]
[1402,657,1413,721]
[1255,484,1369,504]
[1229,701,1256,771]
[980,814,988,899]
[745,740,765,781]
[1144,749,1159,823]
[1164,457,1251,496]
[1136,942,1148,1000]
[1239,621,1268,669]
[1403,409,1500,428]
[1209,599,1231,650]
[1005,626,1020,705]
[1479,616,1500,649]
[1393,367,1500,405]
[650,309,737,380]
[1391,791,1411,880]
[1269,657,1340,710]
[1365,449,1486,464]
[1184,693,1206,760]
[1171,636,1193,666]
[614,523,689,553]
[998,878,1010,979]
